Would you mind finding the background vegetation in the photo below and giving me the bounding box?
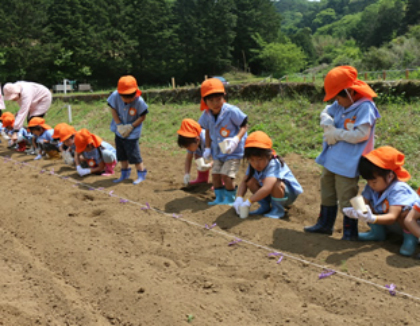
[1,0,420,90]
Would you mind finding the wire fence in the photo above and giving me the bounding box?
[278,68,420,83]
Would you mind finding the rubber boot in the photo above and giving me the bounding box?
[133,169,147,185]
[250,196,271,215]
[102,161,117,176]
[264,197,286,219]
[358,224,387,241]
[220,187,237,206]
[26,146,36,155]
[113,168,132,183]
[189,170,209,185]
[16,141,26,152]
[342,215,358,241]
[304,205,338,235]
[399,231,418,256]
[208,188,225,206]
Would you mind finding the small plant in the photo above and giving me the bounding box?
[187,314,194,323]
[340,260,348,273]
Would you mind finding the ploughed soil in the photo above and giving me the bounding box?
[0,142,419,326]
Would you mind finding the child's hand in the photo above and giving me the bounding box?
[343,207,358,219]
[203,148,211,160]
[225,136,240,154]
[323,126,338,145]
[233,197,244,215]
[43,140,50,143]
[117,124,126,137]
[356,205,377,224]
[183,173,190,185]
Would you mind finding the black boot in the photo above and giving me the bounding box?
[304,205,337,235]
[342,215,358,240]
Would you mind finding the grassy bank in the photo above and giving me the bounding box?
[5,96,420,187]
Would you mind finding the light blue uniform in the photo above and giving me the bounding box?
[246,158,303,203]
[83,141,117,166]
[108,91,148,140]
[187,130,206,157]
[316,98,381,178]
[362,181,419,214]
[17,128,33,142]
[36,129,55,144]
[198,103,247,161]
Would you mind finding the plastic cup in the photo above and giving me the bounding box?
[218,140,228,154]
[195,158,205,169]
[239,205,249,219]
[350,195,367,213]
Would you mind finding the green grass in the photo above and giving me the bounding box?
[5,95,420,187]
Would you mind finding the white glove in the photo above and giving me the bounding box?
[120,124,133,138]
[197,162,212,171]
[203,148,211,160]
[355,205,377,224]
[323,125,338,145]
[34,154,42,160]
[224,136,240,154]
[183,173,190,185]
[343,207,359,220]
[117,124,125,137]
[62,151,74,165]
[77,165,91,177]
[1,130,10,140]
[233,197,244,215]
[320,112,334,128]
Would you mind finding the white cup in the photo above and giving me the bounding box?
[239,205,249,219]
[195,158,205,169]
[218,139,229,154]
[350,195,367,213]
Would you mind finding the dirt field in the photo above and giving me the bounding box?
[0,142,419,326]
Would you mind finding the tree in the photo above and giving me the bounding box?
[312,8,336,29]
[290,28,316,63]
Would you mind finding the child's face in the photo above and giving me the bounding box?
[205,94,224,115]
[85,144,94,152]
[120,93,136,104]
[335,95,353,109]
[5,126,13,131]
[64,137,74,147]
[248,155,270,172]
[31,128,43,137]
[185,136,200,152]
[366,173,394,193]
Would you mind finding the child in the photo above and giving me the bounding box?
[343,146,419,256]
[53,123,77,166]
[198,78,248,205]
[177,118,212,185]
[304,66,381,240]
[0,112,13,143]
[74,128,117,177]
[108,75,148,185]
[2,115,33,151]
[404,196,420,251]
[3,81,52,143]
[27,117,60,160]
[233,131,303,218]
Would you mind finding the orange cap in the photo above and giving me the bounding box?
[363,146,410,182]
[245,131,277,155]
[177,119,202,138]
[117,75,142,97]
[59,124,76,142]
[52,123,69,139]
[74,129,102,153]
[0,111,14,121]
[2,115,15,128]
[27,117,52,130]
[323,66,377,102]
[200,78,225,111]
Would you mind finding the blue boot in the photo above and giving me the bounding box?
[250,196,271,215]
[133,169,147,185]
[304,205,337,235]
[113,168,132,183]
[221,188,237,206]
[208,188,225,205]
[342,215,358,241]
[358,224,387,241]
[264,197,286,219]
[399,232,418,256]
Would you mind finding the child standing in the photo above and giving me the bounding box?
[198,78,247,205]
[177,118,211,185]
[108,76,148,185]
[74,129,117,177]
[233,131,303,219]
[27,117,60,160]
[304,66,381,240]
[343,147,419,256]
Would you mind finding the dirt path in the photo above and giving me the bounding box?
[0,144,419,326]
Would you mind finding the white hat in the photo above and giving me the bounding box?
[3,83,21,101]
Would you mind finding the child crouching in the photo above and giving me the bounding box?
[233,131,303,219]
[27,118,60,160]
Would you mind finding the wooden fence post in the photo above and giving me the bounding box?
[171,77,175,89]
[286,75,289,82]
[364,72,368,80]
[405,69,409,79]
[204,75,208,80]
[383,70,386,80]
[303,76,306,82]
[312,75,315,82]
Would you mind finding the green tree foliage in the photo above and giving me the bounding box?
[290,28,317,63]
[405,0,420,27]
